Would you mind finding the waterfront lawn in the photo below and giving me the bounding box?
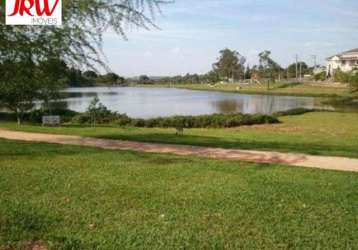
[1,112,358,158]
[146,82,353,97]
[0,139,357,249]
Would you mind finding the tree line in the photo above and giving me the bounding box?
[136,48,316,85]
[66,67,126,87]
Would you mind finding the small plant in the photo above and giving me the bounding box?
[314,72,326,81]
[72,97,121,126]
[334,69,350,83]
[333,69,358,92]
[88,97,106,127]
[348,73,358,92]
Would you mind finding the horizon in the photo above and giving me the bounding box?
[100,0,358,77]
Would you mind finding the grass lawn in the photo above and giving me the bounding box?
[140,82,354,98]
[2,112,358,158]
[0,139,357,249]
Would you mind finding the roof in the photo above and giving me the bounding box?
[341,48,358,54]
[327,48,358,60]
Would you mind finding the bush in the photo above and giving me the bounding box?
[72,112,130,125]
[72,112,279,128]
[334,69,350,83]
[72,97,130,126]
[333,69,358,92]
[72,113,92,124]
[348,73,358,92]
[314,72,326,81]
[123,113,279,128]
[324,96,358,107]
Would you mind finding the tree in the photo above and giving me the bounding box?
[205,70,220,83]
[258,51,282,84]
[67,68,88,87]
[287,62,309,79]
[0,0,168,123]
[0,60,40,125]
[244,65,252,80]
[87,97,111,127]
[139,75,152,84]
[36,58,69,113]
[97,72,125,85]
[83,70,98,81]
[83,71,98,79]
[213,49,246,81]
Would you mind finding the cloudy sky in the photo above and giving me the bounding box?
[102,0,358,77]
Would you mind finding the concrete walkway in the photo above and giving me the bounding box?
[0,128,357,172]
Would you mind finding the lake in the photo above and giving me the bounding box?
[54,87,333,118]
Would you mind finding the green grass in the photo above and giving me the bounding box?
[0,139,357,249]
[139,82,354,98]
[2,112,358,158]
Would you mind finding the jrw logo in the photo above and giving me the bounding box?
[6,0,62,25]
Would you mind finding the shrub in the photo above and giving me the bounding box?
[130,119,146,127]
[334,69,350,83]
[324,96,358,107]
[72,113,92,124]
[332,69,358,92]
[314,72,326,81]
[348,73,358,92]
[72,97,130,125]
[134,113,279,128]
[115,115,132,126]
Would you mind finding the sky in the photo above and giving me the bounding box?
[101,0,358,77]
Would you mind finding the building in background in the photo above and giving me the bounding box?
[326,48,358,76]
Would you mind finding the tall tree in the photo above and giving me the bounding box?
[36,58,69,112]
[0,0,169,123]
[0,60,40,124]
[258,50,282,80]
[213,49,246,81]
[244,65,252,80]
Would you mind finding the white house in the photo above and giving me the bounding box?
[327,48,358,76]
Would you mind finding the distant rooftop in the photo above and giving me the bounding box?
[327,48,358,60]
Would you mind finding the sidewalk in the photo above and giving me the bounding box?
[0,128,357,172]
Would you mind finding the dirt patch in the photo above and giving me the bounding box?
[0,241,48,250]
[24,241,48,250]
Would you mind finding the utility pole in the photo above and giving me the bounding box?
[311,55,317,69]
[295,54,299,81]
[286,69,289,80]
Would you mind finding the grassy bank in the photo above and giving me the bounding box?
[0,139,357,249]
[2,112,358,158]
[136,82,354,98]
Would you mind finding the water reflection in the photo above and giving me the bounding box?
[212,100,243,114]
[49,87,337,118]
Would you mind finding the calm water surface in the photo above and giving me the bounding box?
[57,87,333,118]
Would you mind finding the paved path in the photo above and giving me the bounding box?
[0,128,357,172]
